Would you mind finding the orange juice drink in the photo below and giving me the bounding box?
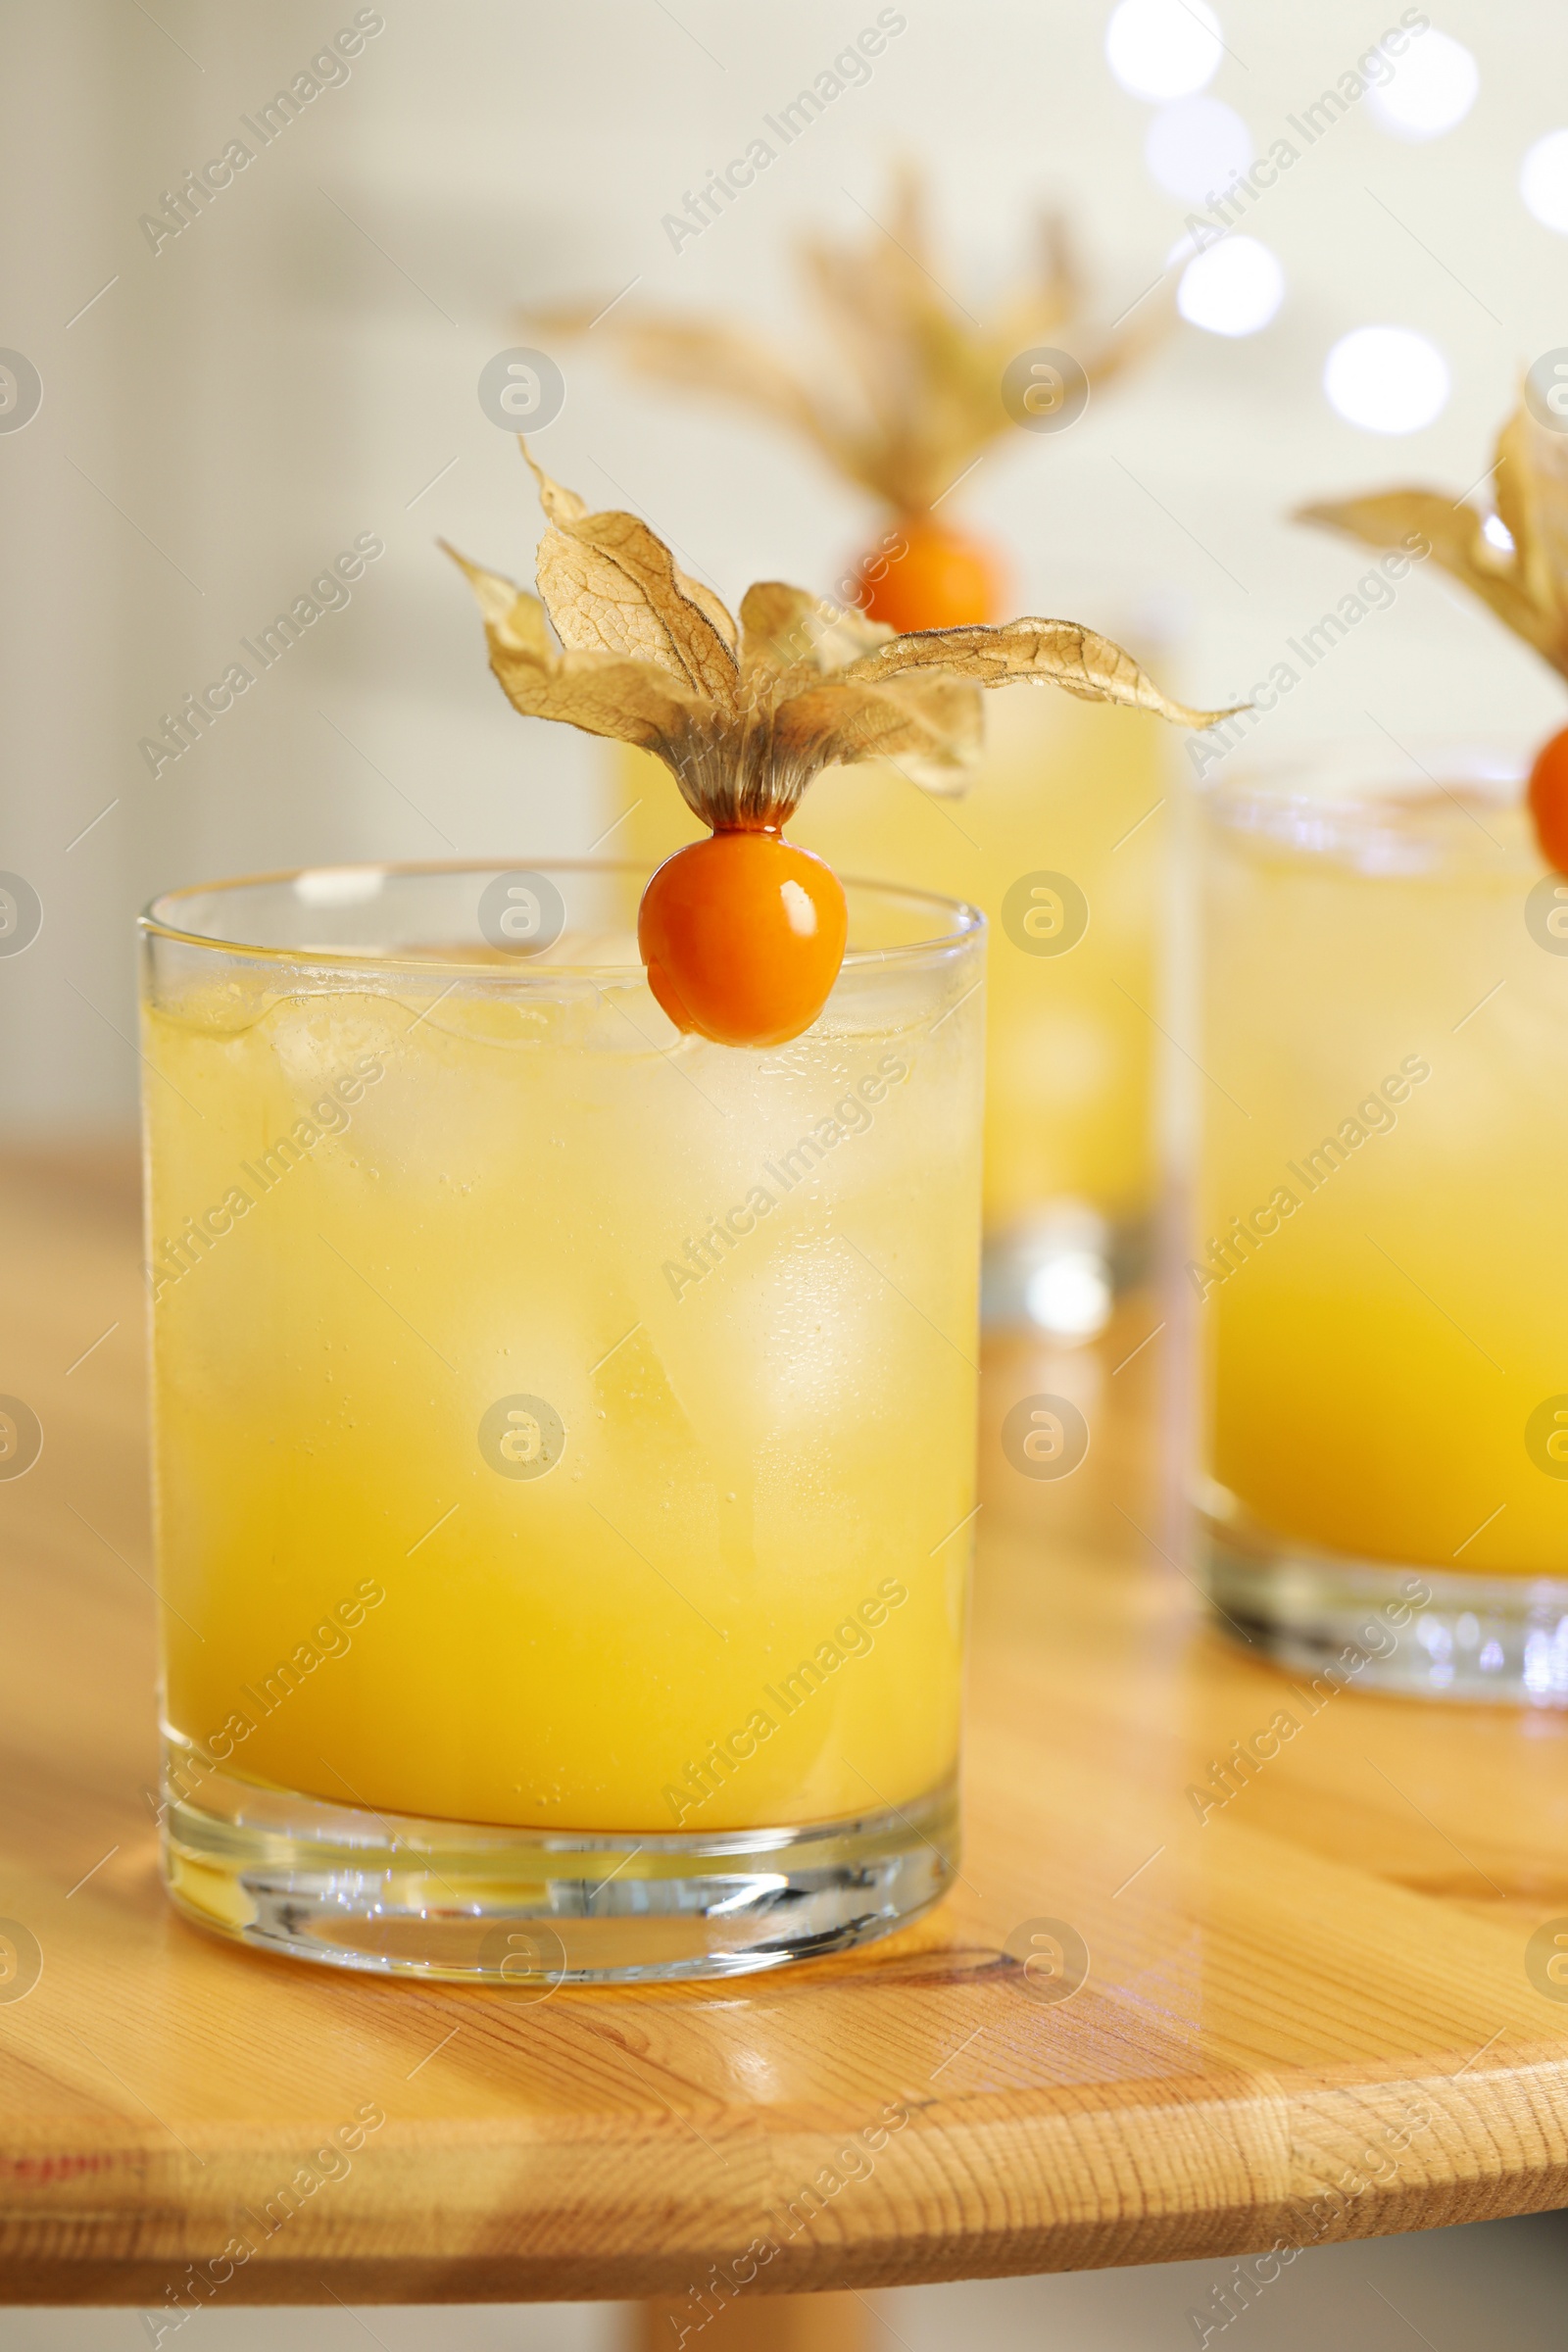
[142,861,983,1981]
[1193,748,1568,1701]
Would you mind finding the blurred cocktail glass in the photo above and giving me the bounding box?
[555,172,1180,1337]
[1192,744,1568,1700]
[141,859,984,1981]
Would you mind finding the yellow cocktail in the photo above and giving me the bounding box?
[1194,749,1568,1700]
[142,861,983,1979]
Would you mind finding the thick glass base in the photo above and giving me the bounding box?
[1202,1487,1568,1705]
[160,1745,957,1984]
[981,1202,1152,1339]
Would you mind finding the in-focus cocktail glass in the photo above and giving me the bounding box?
[1191,744,1568,1701]
[140,860,984,1981]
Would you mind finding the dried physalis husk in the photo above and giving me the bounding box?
[1300,397,1568,872]
[1298,401,1568,679]
[444,446,1237,830]
[529,164,1167,519]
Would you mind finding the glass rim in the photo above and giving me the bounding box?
[137,856,985,977]
[1200,733,1529,819]
[1198,734,1537,876]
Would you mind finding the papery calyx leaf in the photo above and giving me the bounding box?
[520,444,739,701]
[448,463,1236,830]
[738,582,896,683]
[1298,398,1568,682]
[841,620,1243,729]
[441,543,712,754]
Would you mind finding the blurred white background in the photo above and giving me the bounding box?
[5,0,1568,1128]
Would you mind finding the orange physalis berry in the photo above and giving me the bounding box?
[638,828,849,1050]
[1528,725,1568,873]
[855,515,1008,634]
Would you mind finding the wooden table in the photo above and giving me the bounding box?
[3,1148,1567,2341]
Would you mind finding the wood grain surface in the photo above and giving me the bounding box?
[2,1146,1567,2312]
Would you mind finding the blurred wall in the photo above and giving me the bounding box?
[1,0,1562,1128]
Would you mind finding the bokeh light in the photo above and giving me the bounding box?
[1323,325,1449,433]
[1145,95,1253,203]
[1521,128,1568,231]
[1366,29,1479,141]
[1105,0,1222,104]
[1177,236,1284,337]
[1025,1252,1112,1342]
